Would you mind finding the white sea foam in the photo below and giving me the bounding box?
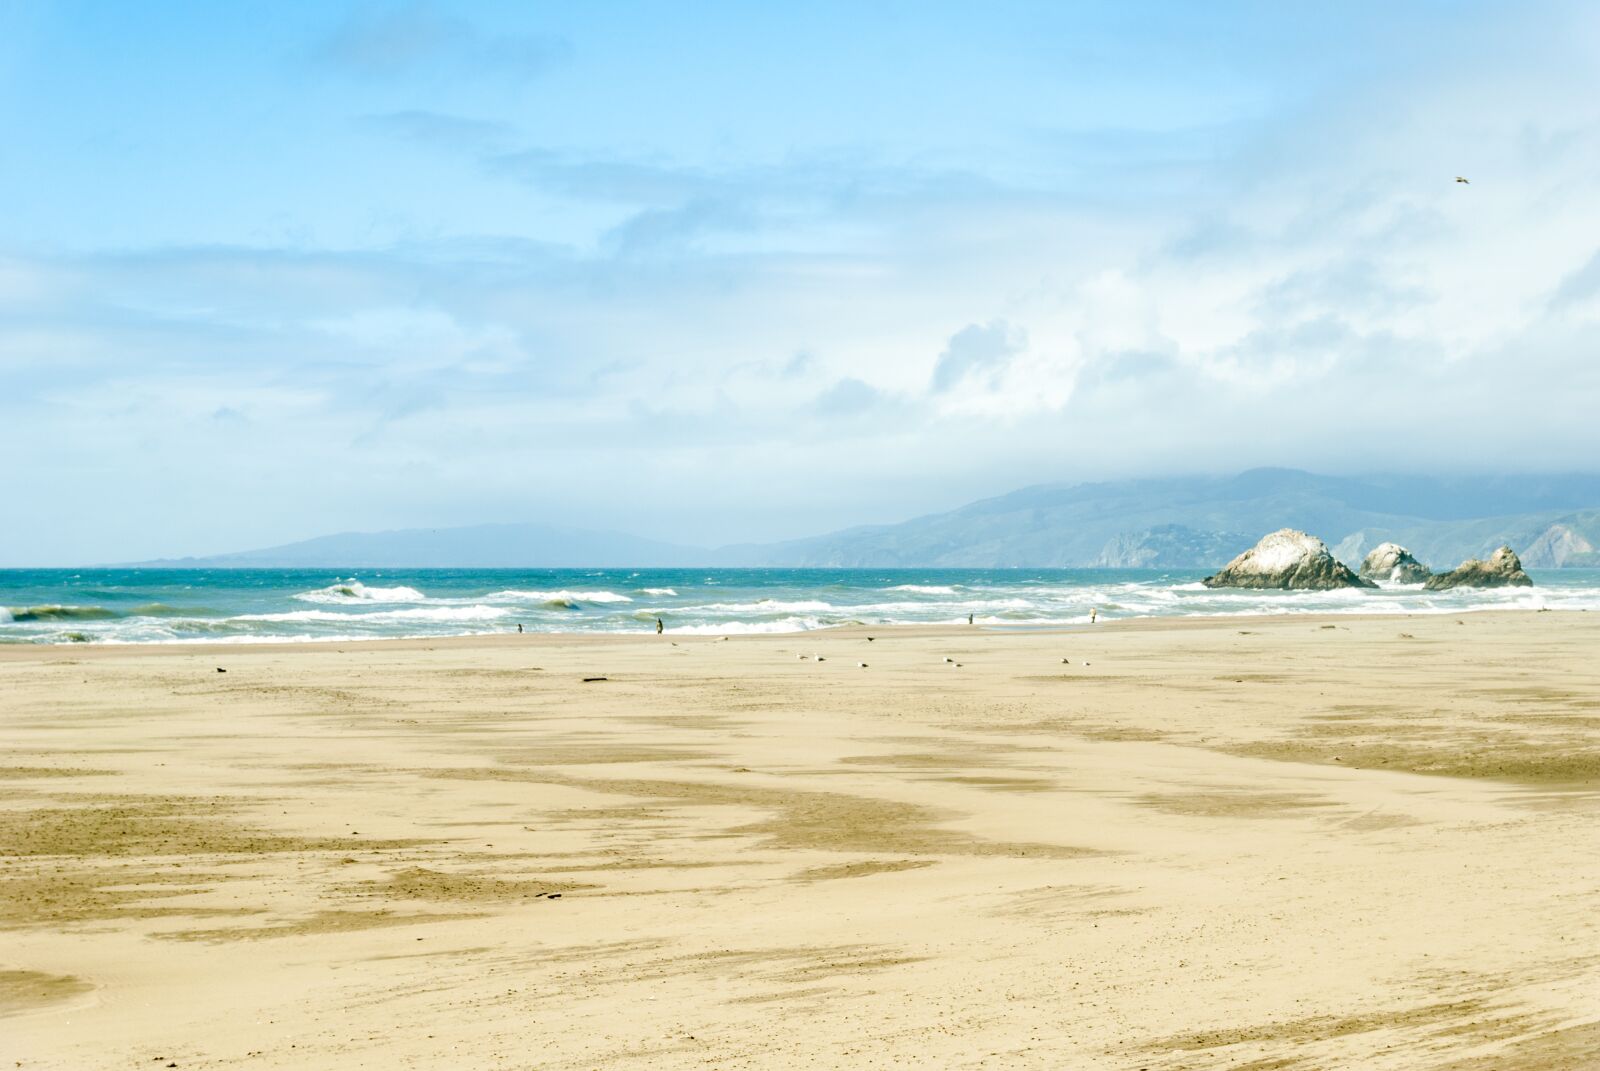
[293,580,428,604]
[679,599,836,614]
[236,605,511,624]
[639,587,678,596]
[666,617,826,635]
[150,630,504,645]
[488,589,634,605]
[887,584,959,594]
[753,598,837,612]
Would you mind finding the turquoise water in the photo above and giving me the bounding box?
[3,567,1599,645]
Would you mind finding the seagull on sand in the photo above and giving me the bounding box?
[1455,176,1470,184]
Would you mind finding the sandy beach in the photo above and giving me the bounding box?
[2,611,1598,1069]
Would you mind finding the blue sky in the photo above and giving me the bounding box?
[4,1,1600,563]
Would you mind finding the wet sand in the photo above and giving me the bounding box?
[2,611,1598,1069]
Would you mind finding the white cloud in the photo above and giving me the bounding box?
[6,3,1600,561]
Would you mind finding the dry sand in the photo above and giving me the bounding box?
[2,611,1598,1069]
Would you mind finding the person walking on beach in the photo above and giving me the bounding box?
[656,617,664,634]
[968,613,974,625]
[1090,608,1097,624]
[517,623,523,634]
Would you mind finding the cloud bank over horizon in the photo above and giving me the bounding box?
[3,1,1600,563]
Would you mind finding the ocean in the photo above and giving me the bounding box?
[3,567,1599,645]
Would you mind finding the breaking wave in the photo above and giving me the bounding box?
[4,605,120,622]
[293,581,428,604]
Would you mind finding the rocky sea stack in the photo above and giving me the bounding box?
[1359,542,1431,585]
[1203,529,1376,590]
[1423,546,1533,590]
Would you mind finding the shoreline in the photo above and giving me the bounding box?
[0,605,1583,659]
[4,567,1589,649]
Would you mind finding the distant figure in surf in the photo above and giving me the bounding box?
[968,613,974,625]
[517,623,523,634]
[656,617,664,634]
[1091,608,1097,624]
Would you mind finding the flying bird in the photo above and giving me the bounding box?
[1455,176,1470,184]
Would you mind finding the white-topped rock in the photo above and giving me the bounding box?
[1423,546,1533,590]
[1203,529,1376,591]
[1359,543,1431,585]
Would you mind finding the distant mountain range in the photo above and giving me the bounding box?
[134,469,1600,570]
[723,469,1600,570]
[134,523,704,569]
